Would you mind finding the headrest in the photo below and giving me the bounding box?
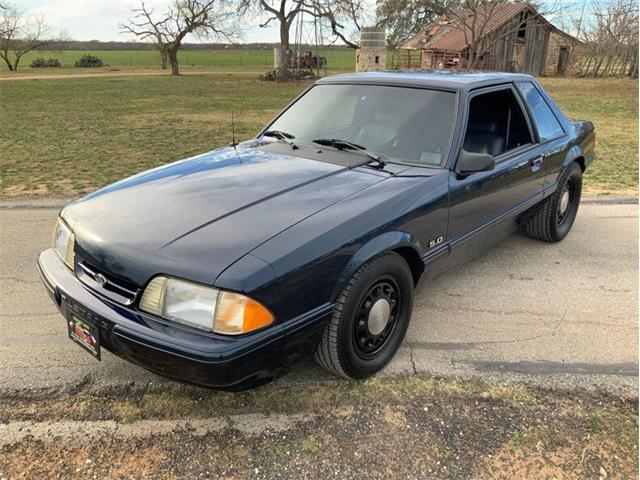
[467,117,501,134]
[356,124,396,145]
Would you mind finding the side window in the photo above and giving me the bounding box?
[516,81,564,142]
[463,88,533,158]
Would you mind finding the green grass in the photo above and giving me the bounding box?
[0,73,636,197]
[0,72,306,196]
[0,48,357,71]
[539,77,638,195]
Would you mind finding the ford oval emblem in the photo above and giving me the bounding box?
[95,273,108,288]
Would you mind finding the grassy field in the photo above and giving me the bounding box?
[0,73,637,197]
[542,77,638,196]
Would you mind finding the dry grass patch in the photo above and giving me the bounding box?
[0,376,636,479]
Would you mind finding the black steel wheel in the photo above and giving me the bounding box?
[314,252,414,379]
[352,278,401,360]
[556,175,577,227]
[522,162,582,242]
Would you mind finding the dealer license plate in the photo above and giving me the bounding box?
[67,314,101,360]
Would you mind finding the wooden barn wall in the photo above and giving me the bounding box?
[476,16,520,71]
[496,17,519,71]
[475,14,552,75]
[521,17,550,75]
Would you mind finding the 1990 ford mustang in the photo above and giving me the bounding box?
[38,72,595,390]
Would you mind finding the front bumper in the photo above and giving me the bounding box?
[37,248,322,390]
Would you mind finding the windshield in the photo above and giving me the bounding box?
[265,84,456,166]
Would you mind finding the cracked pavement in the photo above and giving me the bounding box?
[0,200,637,396]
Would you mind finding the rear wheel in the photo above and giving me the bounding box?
[314,252,414,379]
[522,162,582,242]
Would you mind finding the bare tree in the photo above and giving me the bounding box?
[0,2,8,39]
[580,0,638,77]
[121,0,239,75]
[442,0,505,68]
[240,0,324,79]
[313,0,372,49]
[0,3,55,71]
[376,0,442,47]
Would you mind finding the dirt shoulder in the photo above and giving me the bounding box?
[1,376,637,479]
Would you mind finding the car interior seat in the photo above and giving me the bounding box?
[462,118,505,157]
[355,112,397,147]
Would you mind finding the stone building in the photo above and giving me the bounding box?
[356,27,387,72]
[398,3,583,76]
[543,30,583,76]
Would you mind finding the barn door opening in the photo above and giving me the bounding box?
[557,46,569,75]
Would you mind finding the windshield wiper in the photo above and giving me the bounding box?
[262,130,299,150]
[313,138,387,169]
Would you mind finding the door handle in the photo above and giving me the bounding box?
[530,156,544,171]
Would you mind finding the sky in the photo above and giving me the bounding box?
[16,0,595,43]
[17,0,286,42]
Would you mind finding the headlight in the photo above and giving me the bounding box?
[53,218,75,269]
[139,276,274,335]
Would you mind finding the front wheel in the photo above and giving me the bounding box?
[522,162,582,242]
[314,252,414,379]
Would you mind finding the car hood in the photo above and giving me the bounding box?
[62,145,385,287]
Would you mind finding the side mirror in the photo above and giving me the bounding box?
[455,149,495,176]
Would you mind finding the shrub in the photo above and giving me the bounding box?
[74,55,104,68]
[30,57,61,68]
[30,58,46,68]
[259,68,315,81]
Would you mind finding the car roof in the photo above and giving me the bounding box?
[316,70,537,92]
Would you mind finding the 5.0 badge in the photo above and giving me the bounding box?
[428,236,444,248]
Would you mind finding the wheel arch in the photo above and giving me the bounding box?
[331,231,424,301]
[392,245,425,286]
[563,145,586,172]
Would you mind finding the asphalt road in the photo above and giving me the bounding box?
[0,200,637,397]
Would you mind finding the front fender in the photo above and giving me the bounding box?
[331,231,422,300]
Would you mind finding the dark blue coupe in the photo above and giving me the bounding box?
[38,71,595,390]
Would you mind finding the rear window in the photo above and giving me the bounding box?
[516,82,564,142]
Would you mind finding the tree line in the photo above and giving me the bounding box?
[29,39,352,51]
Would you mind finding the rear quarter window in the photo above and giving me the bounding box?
[516,82,564,142]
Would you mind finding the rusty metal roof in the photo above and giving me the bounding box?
[400,2,530,53]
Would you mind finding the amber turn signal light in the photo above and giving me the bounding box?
[214,291,274,335]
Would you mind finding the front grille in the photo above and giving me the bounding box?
[76,261,139,305]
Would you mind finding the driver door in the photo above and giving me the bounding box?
[447,85,546,261]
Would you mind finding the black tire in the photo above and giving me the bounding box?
[314,252,414,379]
[522,162,582,242]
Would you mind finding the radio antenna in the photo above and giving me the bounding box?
[231,110,238,147]
[231,109,241,161]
